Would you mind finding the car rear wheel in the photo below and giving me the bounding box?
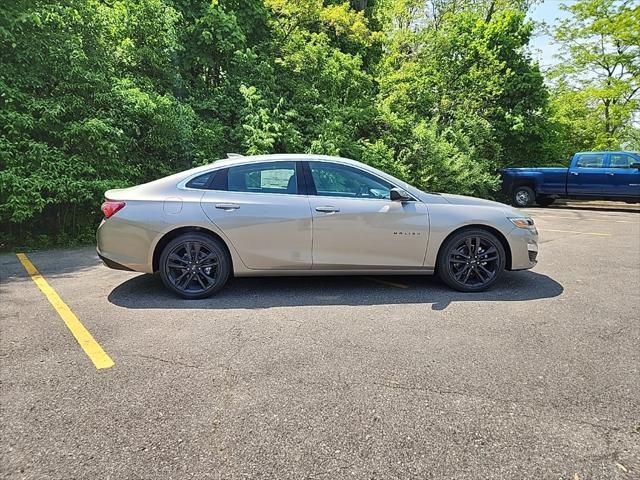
[159,232,231,299]
[436,229,506,292]
[511,186,535,207]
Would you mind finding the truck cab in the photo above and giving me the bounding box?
[500,151,640,207]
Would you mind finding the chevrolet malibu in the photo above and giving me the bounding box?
[97,154,538,299]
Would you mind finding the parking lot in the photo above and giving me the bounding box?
[1,204,639,479]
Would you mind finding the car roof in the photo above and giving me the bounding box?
[207,153,364,169]
[169,154,370,187]
[575,151,639,155]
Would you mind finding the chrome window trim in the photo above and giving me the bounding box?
[177,158,295,191]
[177,159,301,196]
[176,157,418,201]
[310,194,412,203]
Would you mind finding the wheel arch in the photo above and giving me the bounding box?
[511,178,537,193]
[436,224,512,271]
[152,226,234,273]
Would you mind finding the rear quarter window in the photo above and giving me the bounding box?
[185,172,215,189]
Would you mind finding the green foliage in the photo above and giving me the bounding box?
[1,0,193,246]
[2,0,633,248]
[548,0,639,154]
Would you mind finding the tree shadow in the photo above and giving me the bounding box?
[0,247,101,280]
[108,270,563,311]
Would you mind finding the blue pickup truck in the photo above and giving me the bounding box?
[500,151,640,207]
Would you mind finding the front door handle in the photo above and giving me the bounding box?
[215,203,240,210]
[606,172,615,176]
[570,172,579,176]
[315,206,340,213]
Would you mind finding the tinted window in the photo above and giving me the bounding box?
[227,161,298,194]
[186,171,214,189]
[575,154,605,168]
[609,153,636,168]
[308,162,393,199]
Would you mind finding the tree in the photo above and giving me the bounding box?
[0,0,194,245]
[549,0,640,152]
[0,0,577,248]
[375,2,551,195]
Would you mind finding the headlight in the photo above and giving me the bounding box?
[509,217,535,229]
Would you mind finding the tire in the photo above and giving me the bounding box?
[511,186,535,207]
[159,232,231,299]
[537,197,555,207]
[436,228,506,292]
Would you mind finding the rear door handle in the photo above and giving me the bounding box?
[315,206,340,213]
[215,203,240,210]
[570,172,579,176]
[606,172,615,176]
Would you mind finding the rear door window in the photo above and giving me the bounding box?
[227,162,298,194]
[575,154,605,168]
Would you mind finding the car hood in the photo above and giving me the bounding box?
[435,193,524,218]
[439,193,506,208]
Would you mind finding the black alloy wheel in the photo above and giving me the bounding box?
[159,233,230,299]
[437,229,506,292]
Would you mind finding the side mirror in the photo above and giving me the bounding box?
[630,162,640,170]
[390,187,412,202]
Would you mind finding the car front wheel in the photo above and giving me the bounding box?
[159,232,231,299]
[436,229,506,292]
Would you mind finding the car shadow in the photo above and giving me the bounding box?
[107,270,563,311]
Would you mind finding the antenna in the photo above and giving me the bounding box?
[226,153,243,158]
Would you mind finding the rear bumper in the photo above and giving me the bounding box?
[97,251,135,271]
[96,218,157,273]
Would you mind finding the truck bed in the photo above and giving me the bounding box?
[500,167,568,196]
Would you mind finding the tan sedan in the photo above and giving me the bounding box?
[97,154,538,298]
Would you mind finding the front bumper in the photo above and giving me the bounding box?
[508,227,538,270]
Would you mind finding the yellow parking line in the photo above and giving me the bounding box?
[538,228,611,237]
[364,277,409,289]
[16,253,114,370]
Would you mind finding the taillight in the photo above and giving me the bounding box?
[101,201,126,219]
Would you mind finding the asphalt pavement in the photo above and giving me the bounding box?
[1,204,639,479]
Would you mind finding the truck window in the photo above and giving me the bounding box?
[575,154,605,168]
[609,153,636,168]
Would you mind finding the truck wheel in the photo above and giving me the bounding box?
[537,197,555,207]
[511,186,535,207]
